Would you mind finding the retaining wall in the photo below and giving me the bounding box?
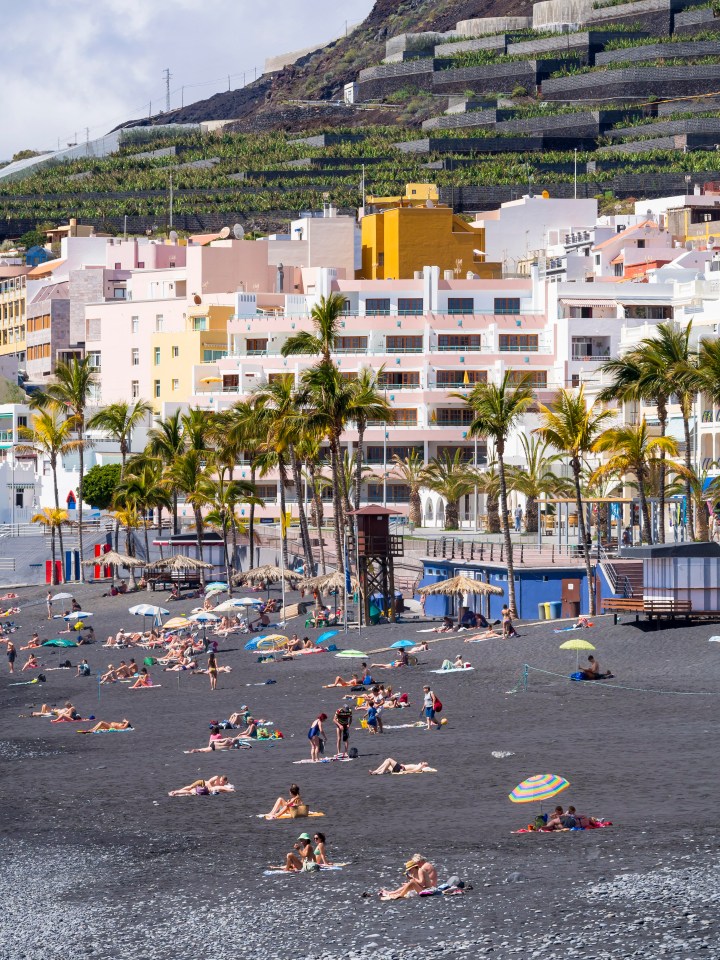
[674,6,719,34]
[455,17,532,36]
[356,59,437,98]
[542,63,720,99]
[431,61,538,94]
[610,115,720,137]
[434,35,509,57]
[393,136,545,154]
[595,38,720,65]
[599,132,720,149]
[423,109,499,131]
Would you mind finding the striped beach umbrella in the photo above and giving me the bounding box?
[508,774,569,804]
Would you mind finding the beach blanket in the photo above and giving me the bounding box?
[512,819,612,834]
[9,677,46,686]
[263,864,346,876]
[292,756,354,765]
[430,666,474,674]
[129,684,162,689]
[77,727,135,734]
[42,639,78,647]
[383,722,425,730]
[256,811,326,820]
[51,716,94,723]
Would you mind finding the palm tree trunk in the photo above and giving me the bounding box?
[409,487,421,527]
[52,459,65,580]
[157,507,163,539]
[657,396,668,543]
[77,427,85,581]
[172,489,179,535]
[328,438,345,572]
[497,448,519,618]
[143,518,150,564]
[193,507,207,584]
[354,424,365,511]
[248,462,257,569]
[308,461,327,575]
[222,517,233,597]
[573,458,595,616]
[681,404,695,540]
[695,495,710,542]
[335,432,352,521]
[525,495,538,534]
[278,456,290,570]
[486,491,500,534]
[637,465,652,545]
[445,499,459,530]
[290,447,315,577]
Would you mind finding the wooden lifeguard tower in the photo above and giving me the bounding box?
[348,505,404,624]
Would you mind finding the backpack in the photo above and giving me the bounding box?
[432,698,443,714]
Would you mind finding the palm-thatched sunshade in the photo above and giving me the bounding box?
[299,570,360,596]
[148,554,214,572]
[233,564,302,586]
[81,550,145,569]
[418,574,503,599]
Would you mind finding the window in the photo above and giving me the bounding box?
[498,334,538,352]
[113,287,126,299]
[614,264,623,277]
[114,262,122,270]
[508,370,547,388]
[377,253,384,267]
[131,316,139,334]
[438,335,481,351]
[131,381,139,399]
[391,409,418,426]
[637,239,645,249]
[203,349,226,363]
[367,483,410,503]
[385,336,423,353]
[131,348,139,366]
[154,347,160,365]
[379,371,420,389]
[17,416,27,429]
[398,298,423,316]
[172,345,179,358]
[154,380,160,398]
[137,261,145,269]
[435,408,473,426]
[365,298,390,316]
[87,351,101,369]
[172,379,179,391]
[155,314,164,332]
[255,484,278,501]
[448,298,474,315]
[246,339,268,355]
[494,298,520,315]
[192,317,207,332]
[336,336,367,353]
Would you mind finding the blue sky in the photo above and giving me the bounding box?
[2,0,375,160]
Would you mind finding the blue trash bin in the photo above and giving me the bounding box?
[548,600,563,621]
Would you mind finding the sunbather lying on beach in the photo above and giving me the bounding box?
[162,657,198,672]
[168,775,234,796]
[380,854,437,900]
[25,701,77,719]
[464,627,499,641]
[20,633,41,651]
[83,719,133,732]
[440,655,471,670]
[263,783,303,819]
[433,617,455,634]
[371,650,409,670]
[324,673,360,688]
[370,758,436,775]
[185,726,241,752]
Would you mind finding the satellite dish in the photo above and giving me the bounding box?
[219,226,231,239]
[169,230,178,242]
[193,294,202,305]
[233,223,245,239]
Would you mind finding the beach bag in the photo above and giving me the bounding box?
[432,698,443,714]
[143,657,156,666]
[290,804,309,819]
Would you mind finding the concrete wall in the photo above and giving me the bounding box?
[609,116,720,139]
[434,35,509,57]
[533,0,593,28]
[432,61,538,95]
[595,38,720,66]
[542,63,720,99]
[26,296,70,382]
[69,268,105,347]
[674,6,719,34]
[456,17,532,36]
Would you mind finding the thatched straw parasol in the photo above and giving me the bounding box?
[418,574,503,599]
[81,550,145,569]
[148,554,213,572]
[299,570,359,596]
[233,564,302,587]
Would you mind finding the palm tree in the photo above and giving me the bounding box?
[591,420,681,544]
[17,409,83,568]
[458,372,534,616]
[350,366,392,511]
[422,450,475,530]
[536,386,614,615]
[145,411,185,534]
[203,475,261,593]
[507,435,572,534]
[639,321,701,540]
[281,293,347,365]
[87,400,153,477]
[31,357,96,580]
[226,401,265,569]
[31,507,69,584]
[251,375,314,574]
[391,450,425,527]
[116,463,170,562]
[476,465,501,534]
[165,449,211,576]
[297,432,329,575]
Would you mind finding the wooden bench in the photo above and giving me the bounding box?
[643,599,691,623]
[602,597,644,614]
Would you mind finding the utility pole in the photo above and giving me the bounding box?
[149,101,152,118]
[228,74,231,91]
[169,173,173,231]
[181,86,185,108]
[163,68,172,112]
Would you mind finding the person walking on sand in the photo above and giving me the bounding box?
[422,686,441,730]
[46,592,53,620]
[207,651,219,691]
[333,704,353,757]
[308,712,327,761]
[501,604,518,638]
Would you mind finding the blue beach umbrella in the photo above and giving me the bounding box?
[390,639,415,649]
[316,630,339,645]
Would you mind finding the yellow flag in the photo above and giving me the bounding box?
[280,508,292,536]
[463,370,470,385]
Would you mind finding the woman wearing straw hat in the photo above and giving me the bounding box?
[379,854,437,900]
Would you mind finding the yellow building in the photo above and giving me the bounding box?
[0,270,29,359]
[151,304,233,410]
[359,186,501,281]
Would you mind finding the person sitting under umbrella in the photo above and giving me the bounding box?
[371,649,409,670]
[581,655,614,680]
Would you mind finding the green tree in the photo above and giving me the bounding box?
[87,400,153,477]
[591,419,681,544]
[391,450,425,527]
[145,410,185,534]
[459,372,535,617]
[422,449,475,531]
[507,435,571,534]
[79,463,122,510]
[165,449,211,577]
[31,358,97,580]
[281,293,347,365]
[350,366,392,511]
[536,387,613,615]
[31,507,68,584]
[20,227,47,249]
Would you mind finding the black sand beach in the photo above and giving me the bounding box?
[2,585,719,960]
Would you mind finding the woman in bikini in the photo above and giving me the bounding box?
[83,719,133,733]
[308,712,327,761]
[263,783,303,819]
[129,667,153,688]
[168,775,234,796]
[369,758,434,775]
[207,652,219,691]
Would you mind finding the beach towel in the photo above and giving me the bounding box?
[9,677,46,686]
[256,811,326,820]
[430,666,474,674]
[42,639,78,647]
[129,684,162,689]
[76,727,135,734]
[263,864,346,875]
[51,715,94,723]
[292,756,354,764]
[512,819,612,834]
[383,722,425,730]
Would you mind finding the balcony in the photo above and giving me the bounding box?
[437,344,483,352]
[385,345,423,354]
[379,381,421,391]
[571,352,608,361]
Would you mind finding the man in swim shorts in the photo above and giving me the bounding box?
[333,705,353,757]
